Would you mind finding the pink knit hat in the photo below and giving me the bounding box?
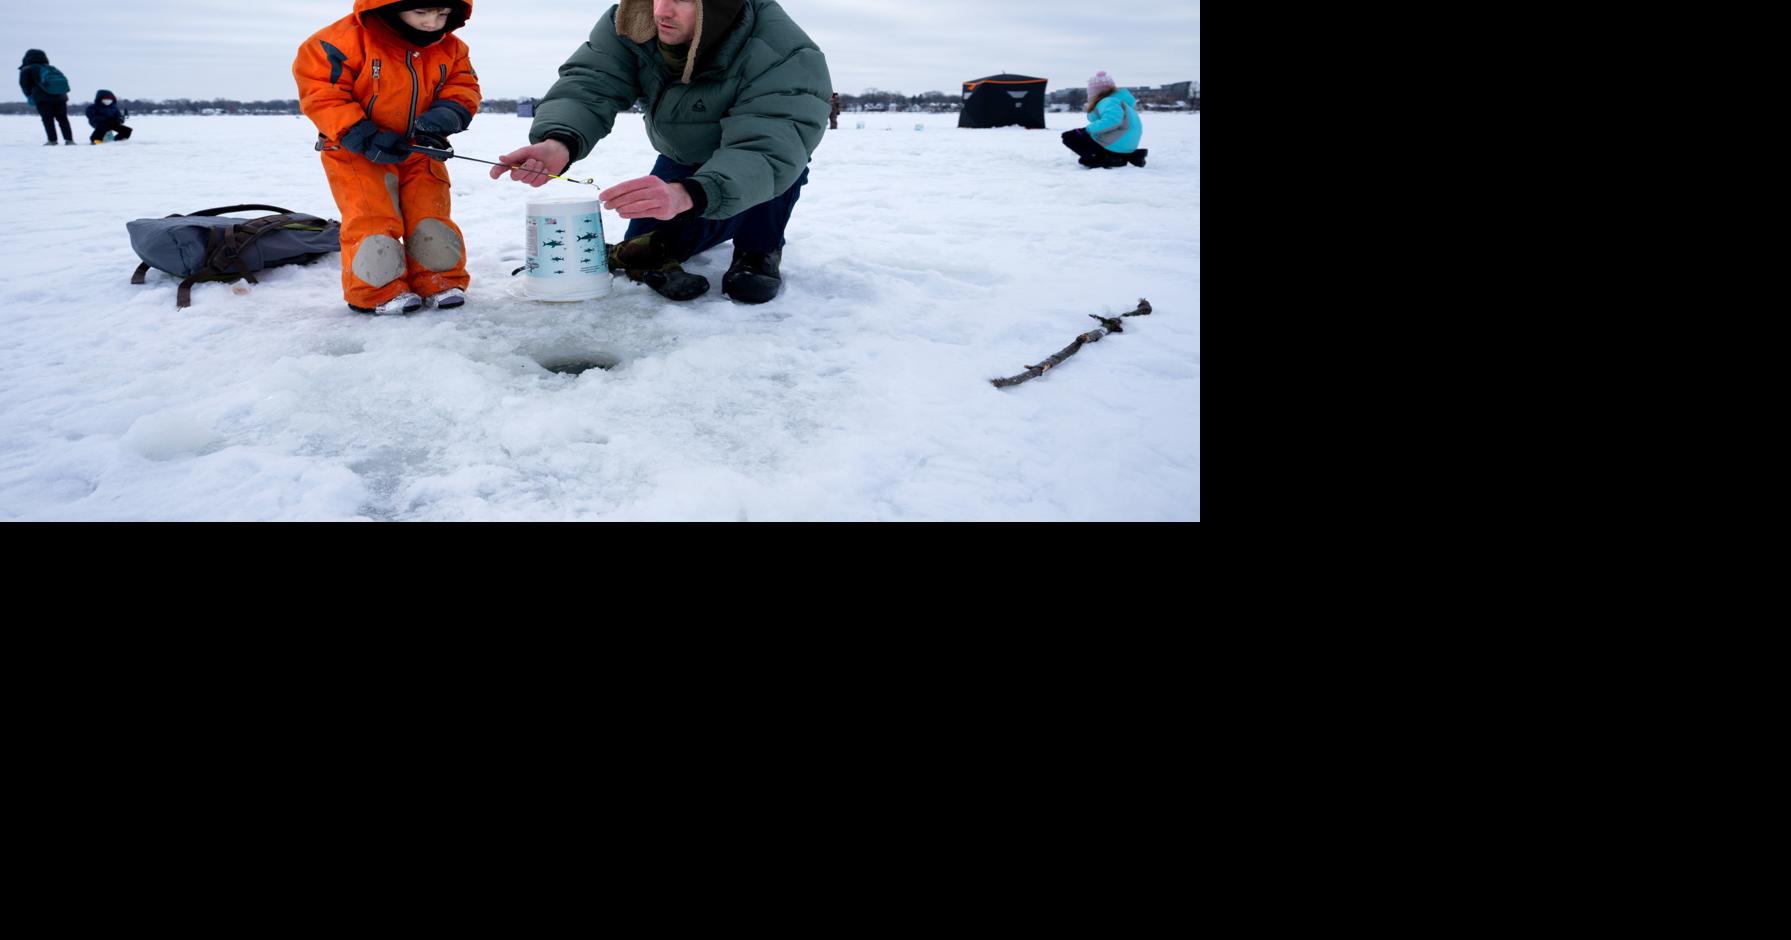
[1088,71,1117,96]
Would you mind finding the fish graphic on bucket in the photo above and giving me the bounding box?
[525,196,611,301]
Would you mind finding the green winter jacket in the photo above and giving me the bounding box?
[530,0,832,220]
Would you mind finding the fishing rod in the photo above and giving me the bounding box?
[410,142,600,187]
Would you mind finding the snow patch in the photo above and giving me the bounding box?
[122,410,218,460]
[0,112,1199,519]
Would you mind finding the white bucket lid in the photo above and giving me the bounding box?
[527,196,602,215]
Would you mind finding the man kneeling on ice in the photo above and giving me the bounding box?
[493,0,831,304]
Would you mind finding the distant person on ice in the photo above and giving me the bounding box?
[493,0,832,304]
[85,90,133,144]
[1060,71,1146,169]
[293,1,481,316]
[829,92,840,130]
[18,50,75,146]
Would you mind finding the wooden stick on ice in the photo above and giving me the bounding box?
[991,299,1153,389]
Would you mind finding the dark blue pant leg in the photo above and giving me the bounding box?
[1063,128,1122,160]
[91,119,132,143]
[1062,128,1130,167]
[621,155,697,245]
[1061,128,1103,159]
[37,100,72,142]
[623,155,810,262]
[728,165,807,254]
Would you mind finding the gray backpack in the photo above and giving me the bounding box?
[128,204,341,308]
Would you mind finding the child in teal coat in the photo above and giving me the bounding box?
[1061,71,1147,169]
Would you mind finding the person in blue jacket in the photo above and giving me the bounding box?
[84,89,133,144]
[18,49,75,145]
[1061,71,1146,169]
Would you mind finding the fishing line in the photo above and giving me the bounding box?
[410,143,600,187]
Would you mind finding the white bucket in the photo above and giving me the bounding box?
[523,196,611,301]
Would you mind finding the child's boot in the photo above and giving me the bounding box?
[426,288,465,310]
[348,291,424,316]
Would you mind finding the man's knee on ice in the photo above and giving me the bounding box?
[352,234,406,287]
[407,219,464,272]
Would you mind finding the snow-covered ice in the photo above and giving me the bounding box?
[0,112,1199,520]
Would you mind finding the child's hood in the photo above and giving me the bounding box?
[20,49,49,68]
[94,89,116,104]
[352,0,473,34]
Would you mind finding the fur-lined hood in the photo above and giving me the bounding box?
[615,0,745,84]
[353,0,471,33]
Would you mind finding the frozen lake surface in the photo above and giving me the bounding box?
[0,111,1199,520]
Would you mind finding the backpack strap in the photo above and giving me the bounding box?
[185,205,296,218]
[173,213,308,308]
[174,227,228,308]
[210,214,301,281]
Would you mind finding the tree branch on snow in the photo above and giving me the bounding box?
[991,299,1153,389]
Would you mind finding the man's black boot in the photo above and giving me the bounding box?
[607,236,710,301]
[722,248,782,304]
[1126,148,1148,167]
[609,232,665,270]
[638,266,711,300]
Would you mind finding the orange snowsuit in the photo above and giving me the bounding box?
[294,0,481,309]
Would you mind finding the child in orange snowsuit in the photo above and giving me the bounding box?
[294,1,480,315]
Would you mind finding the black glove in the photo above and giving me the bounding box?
[411,132,452,160]
[414,101,472,137]
[339,120,411,164]
[337,120,378,152]
[364,130,413,164]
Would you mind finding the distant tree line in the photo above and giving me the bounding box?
[0,98,303,115]
[1048,81,1199,112]
[2,98,544,116]
[844,82,1198,113]
[840,90,959,112]
[3,86,1196,118]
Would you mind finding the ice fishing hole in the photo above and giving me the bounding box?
[538,352,621,375]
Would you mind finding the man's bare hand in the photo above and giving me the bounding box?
[599,176,695,220]
[491,139,571,187]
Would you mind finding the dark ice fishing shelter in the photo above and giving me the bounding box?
[958,74,1047,129]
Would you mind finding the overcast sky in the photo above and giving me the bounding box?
[11,0,1200,101]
